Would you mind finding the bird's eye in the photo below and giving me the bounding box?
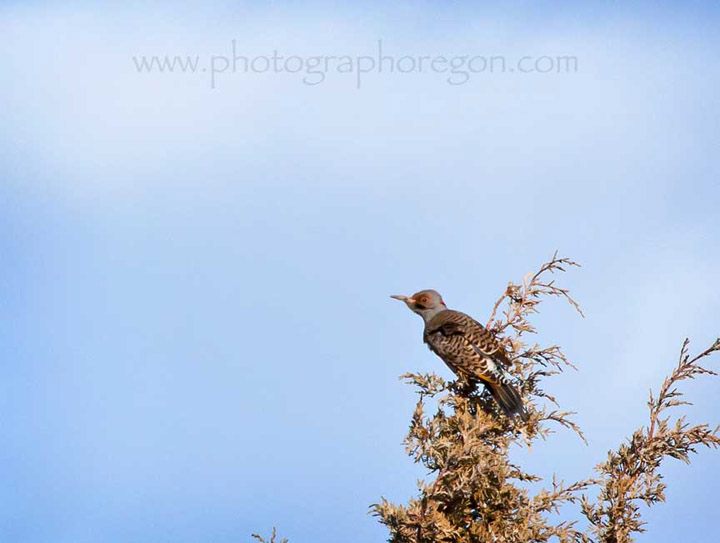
[420,297,428,303]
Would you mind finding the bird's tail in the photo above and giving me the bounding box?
[488,381,528,420]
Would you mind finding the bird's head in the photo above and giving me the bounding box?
[390,289,447,320]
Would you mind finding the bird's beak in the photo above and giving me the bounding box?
[390,295,412,303]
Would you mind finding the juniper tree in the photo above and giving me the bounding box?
[257,253,720,543]
[372,253,720,543]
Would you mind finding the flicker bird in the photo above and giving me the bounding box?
[391,289,526,419]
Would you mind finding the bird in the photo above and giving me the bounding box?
[390,289,526,419]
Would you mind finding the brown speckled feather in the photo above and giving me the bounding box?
[423,310,512,385]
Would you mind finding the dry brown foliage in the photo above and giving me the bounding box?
[581,338,720,543]
[255,253,719,543]
[252,527,288,543]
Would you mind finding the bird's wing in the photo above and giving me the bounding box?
[423,310,514,385]
[426,310,513,366]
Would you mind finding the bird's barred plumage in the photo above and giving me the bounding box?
[423,309,513,386]
[391,289,526,419]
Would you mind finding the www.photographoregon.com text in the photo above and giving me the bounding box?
[132,40,579,89]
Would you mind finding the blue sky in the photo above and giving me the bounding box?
[1,2,719,542]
